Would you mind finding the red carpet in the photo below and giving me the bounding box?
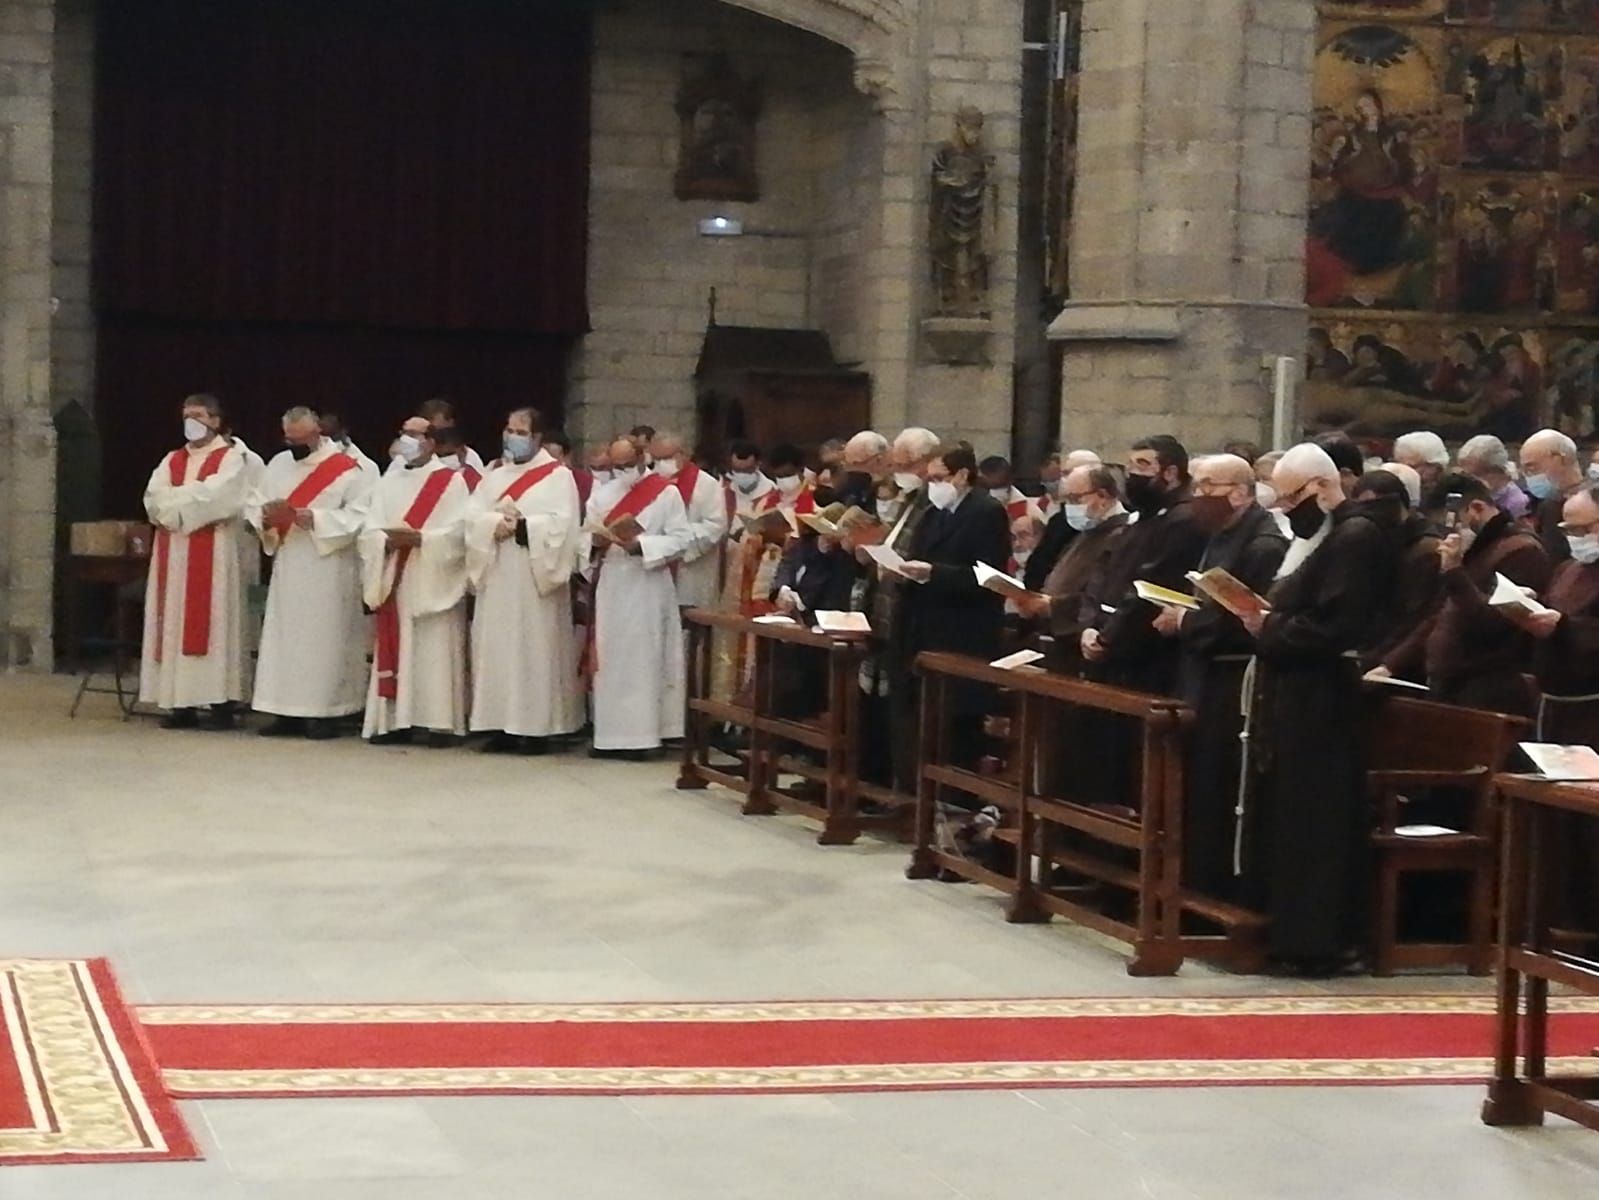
[137,994,1599,1098]
[0,959,198,1166]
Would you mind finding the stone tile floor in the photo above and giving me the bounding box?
[3,675,1596,1198]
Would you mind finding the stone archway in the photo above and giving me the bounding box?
[716,0,908,104]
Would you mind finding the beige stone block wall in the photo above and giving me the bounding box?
[0,0,57,667]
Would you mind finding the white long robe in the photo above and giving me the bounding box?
[247,440,374,718]
[590,479,693,750]
[357,459,471,738]
[465,452,583,738]
[671,469,731,611]
[139,440,252,710]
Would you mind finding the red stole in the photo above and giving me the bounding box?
[672,463,703,508]
[153,444,231,663]
[373,468,457,701]
[580,473,672,681]
[267,453,359,537]
[500,460,562,505]
[460,465,483,494]
[758,486,815,515]
[1006,496,1031,522]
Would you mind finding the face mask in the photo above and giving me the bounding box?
[1525,472,1557,500]
[397,434,425,465]
[652,458,679,479]
[1013,548,1033,567]
[1124,473,1164,514]
[731,470,760,493]
[927,480,959,511]
[287,442,314,462]
[989,487,1011,502]
[893,471,922,493]
[1064,503,1098,532]
[614,464,641,484]
[1570,533,1599,565]
[1287,495,1326,540]
[1190,494,1234,535]
[775,474,803,496]
[1589,463,1599,482]
[504,433,535,462]
[876,500,900,523]
[1256,482,1278,509]
[183,417,211,444]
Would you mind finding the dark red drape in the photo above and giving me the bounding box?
[93,0,592,515]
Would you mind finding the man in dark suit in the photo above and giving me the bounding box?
[900,444,1011,773]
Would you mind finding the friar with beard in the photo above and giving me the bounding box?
[1240,443,1396,976]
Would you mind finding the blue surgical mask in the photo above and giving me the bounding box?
[503,433,535,463]
[1064,503,1099,532]
[1525,472,1557,500]
[1570,533,1599,566]
[1588,463,1599,483]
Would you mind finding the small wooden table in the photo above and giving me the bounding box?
[1482,774,1599,1132]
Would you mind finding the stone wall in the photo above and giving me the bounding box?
[51,0,89,415]
[1049,0,1315,458]
[0,0,57,667]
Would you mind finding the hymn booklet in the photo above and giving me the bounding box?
[1519,742,1599,782]
[973,561,1034,600]
[1185,568,1270,619]
[1133,580,1200,611]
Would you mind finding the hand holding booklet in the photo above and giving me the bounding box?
[1133,580,1199,611]
[1489,572,1555,624]
[865,543,917,580]
[973,561,1039,601]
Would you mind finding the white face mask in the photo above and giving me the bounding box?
[1588,463,1599,483]
[1064,503,1097,532]
[591,467,613,483]
[1256,482,1278,509]
[614,464,642,484]
[893,471,922,493]
[1013,548,1033,566]
[730,470,760,493]
[652,458,680,480]
[183,417,212,444]
[775,474,803,496]
[876,499,900,523]
[989,486,1011,502]
[1570,533,1599,565]
[927,480,959,511]
[396,434,425,465]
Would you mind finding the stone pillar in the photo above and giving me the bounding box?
[0,0,57,668]
[1048,0,1314,456]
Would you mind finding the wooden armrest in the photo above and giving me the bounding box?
[1368,767,1490,788]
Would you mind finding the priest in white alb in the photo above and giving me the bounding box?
[140,393,254,729]
[358,416,472,745]
[648,430,728,613]
[248,406,374,738]
[466,407,584,753]
[587,436,693,758]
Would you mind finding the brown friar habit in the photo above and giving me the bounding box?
[1249,501,1395,964]
[1422,511,1550,717]
[1364,510,1442,682]
[1535,556,1599,935]
[1175,504,1286,902]
[1041,512,1132,651]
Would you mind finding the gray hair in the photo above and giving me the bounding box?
[1524,428,1579,464]
[281,405,320,429]
[893,426,941,460]
[1458,434,1509,471]
[1393,430,1450,468]
[846,430,889,457]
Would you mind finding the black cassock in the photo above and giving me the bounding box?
[1175,506,1286,902]
[1247,502,1394,963]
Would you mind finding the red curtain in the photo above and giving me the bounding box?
[92,0,592,515]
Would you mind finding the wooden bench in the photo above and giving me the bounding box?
[1365,693,1530,977]
[907,652,1267,976]
[1482,774,1599,1133]
[678,608,911,844]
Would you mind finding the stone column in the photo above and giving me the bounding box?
[0,0,57,668]
[1048,0,1314,455]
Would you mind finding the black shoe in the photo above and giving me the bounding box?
[479,732,517,754]
[205,706,238,732]
[161,708,199,730]
[258,717,307,738]
[427,732,459,750]
[517,737,551,756]
[589,746,653,762]
[304,719,340,741]
[369,729,414,747]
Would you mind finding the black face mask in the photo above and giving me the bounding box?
[1189,494,1234,534]
[1124,474,1164,514]
[1287,495,1326,540]
[287,442,313,461]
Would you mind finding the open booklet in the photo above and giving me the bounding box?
[990,648,1045,671]
[864,543,918,580]
[814,610,872,635]
[973,561,1040,600]
[800,504,880,539]
[1133,580,1199,611]
[1519,742,1599,781]
[1489,572,1555,618]
[1185,568,1270,620]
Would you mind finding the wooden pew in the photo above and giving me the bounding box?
[1364,692,1530,976]
[678,608,911,844]
[908,653,1264,975]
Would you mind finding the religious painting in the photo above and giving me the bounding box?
[1309,24,1443,309]
[1309,3,1599,439]
[674,53,762,204]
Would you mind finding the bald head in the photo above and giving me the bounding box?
[1193,453,1255,490]
[1381,462,1422,508]
[609,436,640,470]
[1522,428,1582,492]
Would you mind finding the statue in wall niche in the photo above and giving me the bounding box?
[675,52,761,203]
[929,106,995,318]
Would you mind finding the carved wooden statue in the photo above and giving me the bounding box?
[929,107,994,317]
